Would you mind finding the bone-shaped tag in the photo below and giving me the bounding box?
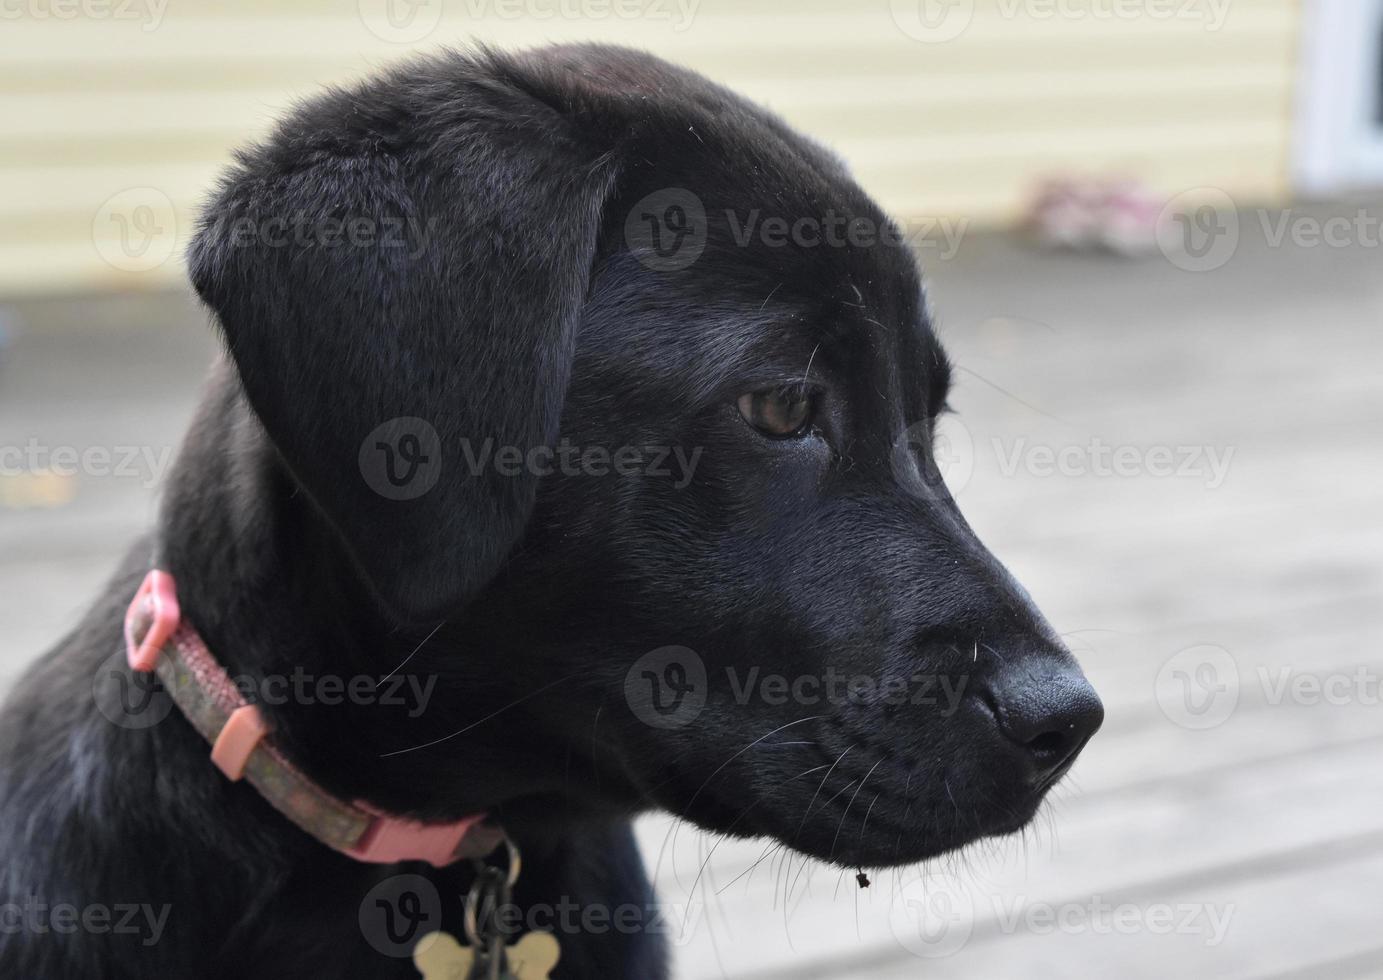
[413,930,561,980]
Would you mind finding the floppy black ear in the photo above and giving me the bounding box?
[187,55,621,622]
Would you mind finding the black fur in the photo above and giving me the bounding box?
[0,44,1101,978]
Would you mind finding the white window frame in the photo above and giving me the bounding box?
[1295,0,1383,195]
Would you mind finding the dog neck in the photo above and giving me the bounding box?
[153,366,631,856]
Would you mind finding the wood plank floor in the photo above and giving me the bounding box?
[2,210,1379,978]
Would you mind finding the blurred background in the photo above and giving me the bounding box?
[3,1,1382,977]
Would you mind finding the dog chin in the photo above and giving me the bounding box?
[761,798,1047,870]
[669,777,1052,870]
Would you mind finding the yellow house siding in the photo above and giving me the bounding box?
[0,0,1300,296]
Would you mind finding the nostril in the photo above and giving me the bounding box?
[1026,730,1070,762]
[980,657,1105,778]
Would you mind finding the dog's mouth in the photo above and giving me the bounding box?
[640,699,1091,869]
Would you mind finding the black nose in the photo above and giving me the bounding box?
[981,656,1104,781]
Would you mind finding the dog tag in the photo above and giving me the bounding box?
[503,932,561,978]
[413,930,560,980]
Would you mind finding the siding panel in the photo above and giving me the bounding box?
[0,0,1300,295]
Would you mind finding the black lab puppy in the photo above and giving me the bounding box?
[0,44,1102,979]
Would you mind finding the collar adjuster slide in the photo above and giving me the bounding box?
[210,704,273,781]
[123,568,179,673]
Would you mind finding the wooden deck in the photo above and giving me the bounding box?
[2,214,1380,978]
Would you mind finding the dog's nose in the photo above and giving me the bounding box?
[980,655,1104,780]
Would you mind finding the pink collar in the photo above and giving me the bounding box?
[123,569,499,867]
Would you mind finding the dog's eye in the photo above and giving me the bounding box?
[737,386,817,438]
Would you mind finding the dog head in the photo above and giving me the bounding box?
[188,44,1101,868]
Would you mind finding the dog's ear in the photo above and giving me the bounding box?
[187,63,620,622]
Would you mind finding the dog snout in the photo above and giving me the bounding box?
[977,649,1104,783]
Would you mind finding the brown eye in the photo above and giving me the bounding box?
[737,386,817,438]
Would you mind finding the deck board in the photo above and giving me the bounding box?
[1,213,1379,977]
